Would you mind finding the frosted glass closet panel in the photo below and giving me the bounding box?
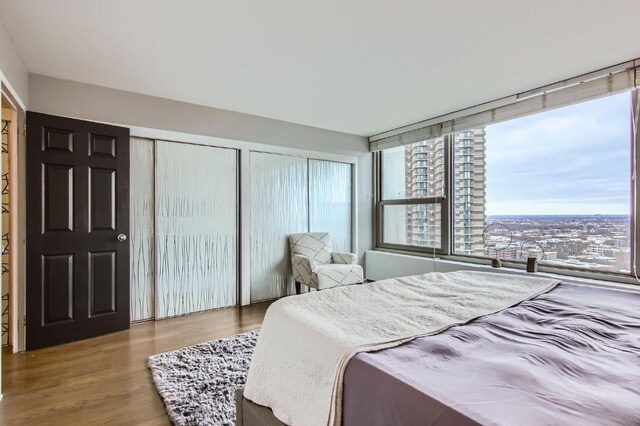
[309,160,353,252]
[130,138,155,321]
[155,141,237,318]
[250,153,308,302]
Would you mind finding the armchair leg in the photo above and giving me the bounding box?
[295,281,301,295]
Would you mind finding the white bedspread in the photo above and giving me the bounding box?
[243,271,559,426]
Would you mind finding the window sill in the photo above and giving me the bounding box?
[367,249,640,292]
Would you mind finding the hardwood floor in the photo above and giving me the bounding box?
[0,302,272,425]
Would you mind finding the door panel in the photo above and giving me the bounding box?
[250,152,308,302]
[309,160,353,253]
[88,251,116,316]
[27,112,130,350]
[90,167,116,231]
[42,254,74,324]
[129,138,155,321]
[154,141,237,318]
[44,127,74,152]
[43,164,74,232]
[89,134,116,158]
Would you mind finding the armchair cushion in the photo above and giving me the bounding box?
[331,252,357,265]
[316,264,364,290]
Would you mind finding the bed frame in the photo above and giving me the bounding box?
[235,388,286,426]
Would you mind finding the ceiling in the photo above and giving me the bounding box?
[1,0,639,136]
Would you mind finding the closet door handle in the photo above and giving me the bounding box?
[117,233,127,242]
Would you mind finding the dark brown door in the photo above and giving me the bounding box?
[26,112,130,350]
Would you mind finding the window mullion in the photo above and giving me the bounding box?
[443,134,453,255]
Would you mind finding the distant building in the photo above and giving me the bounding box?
[485,243,519,260]
[403,137,445,247]
[403,130,486,254]
[452,130,486,255]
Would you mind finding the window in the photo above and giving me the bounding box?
[375,84,638,279]
[452,92,632,274]
[378,138,448,251]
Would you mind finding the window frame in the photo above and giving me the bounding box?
[375,135,452,254]
[373,89,640,285]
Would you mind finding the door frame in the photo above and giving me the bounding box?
[1,86,26,353]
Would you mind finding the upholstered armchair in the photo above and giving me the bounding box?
[289,232,364,294]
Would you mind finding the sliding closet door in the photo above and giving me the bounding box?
[250,153,308,302]
[309,160,353,252]
[155,142,237,318]
[130,138,155,321]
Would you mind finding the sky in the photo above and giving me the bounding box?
[485,92,632,216]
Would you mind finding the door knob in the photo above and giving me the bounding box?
[117,233,127,242]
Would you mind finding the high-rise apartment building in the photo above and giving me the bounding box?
[403,130,486,254]
[452,130,486,255]
[404,138,445,248]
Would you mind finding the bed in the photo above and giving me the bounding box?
[237,271,640,426]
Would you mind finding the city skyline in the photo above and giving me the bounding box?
[483,214,630,273]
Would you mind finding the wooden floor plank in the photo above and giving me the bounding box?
[1,302,271,425]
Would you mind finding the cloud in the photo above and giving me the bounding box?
[482,92,632,215]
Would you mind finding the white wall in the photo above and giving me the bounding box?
[28,74,374,263]
[0,21,27,107]
[365,250,537,280]
[365,250,640,292]
[365,250,444,280]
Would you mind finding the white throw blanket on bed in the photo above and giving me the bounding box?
[244,271,559,426]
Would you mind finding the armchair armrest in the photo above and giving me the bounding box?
[292,254,317,286]
[331,252,357,265]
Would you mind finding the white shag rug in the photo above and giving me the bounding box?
[148,330,259,426]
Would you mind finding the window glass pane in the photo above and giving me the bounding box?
[453,92,632,273]
[382,138,445,199]
[382,203,441,248]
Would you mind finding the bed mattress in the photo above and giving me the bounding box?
[342,283,640,426]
